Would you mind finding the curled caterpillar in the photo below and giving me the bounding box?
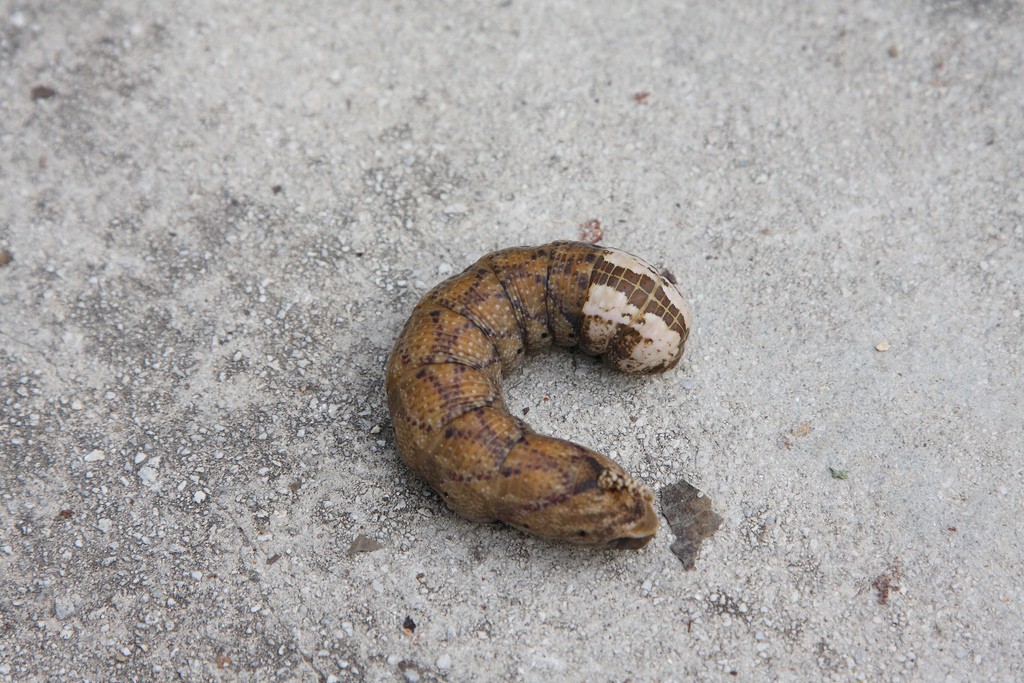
[385,241,691,549]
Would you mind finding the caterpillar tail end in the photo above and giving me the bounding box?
[595,468,660,550]
[495,435,661,549]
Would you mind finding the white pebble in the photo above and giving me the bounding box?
[84,449,105,462]
[436,654,451,670]
[138,466,158,486]
[193,490,207,503]
[54,596,76,620]
[97,519,113,533]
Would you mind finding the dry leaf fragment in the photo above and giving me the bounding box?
[659,480,723,570]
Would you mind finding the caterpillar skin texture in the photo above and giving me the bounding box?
[385,241,691,549]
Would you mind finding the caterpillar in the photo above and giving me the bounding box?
[385,241,691,549]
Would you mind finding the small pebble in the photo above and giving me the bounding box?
[84,449,105,462]
[54,596,76,620]
[138,466,158,486]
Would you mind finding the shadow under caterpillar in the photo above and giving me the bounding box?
[385,241,691,549]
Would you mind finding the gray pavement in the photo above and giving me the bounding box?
[1,1,1022,681]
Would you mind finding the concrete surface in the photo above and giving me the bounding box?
[1,1,1022,681]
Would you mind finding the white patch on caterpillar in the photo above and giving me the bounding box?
[601,247,692,330]
[581,284,639,352]
[599,248,654,274]
[623,312,683,372]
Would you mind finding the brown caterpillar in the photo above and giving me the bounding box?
[385,241,691,549]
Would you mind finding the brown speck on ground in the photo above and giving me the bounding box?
[30,85,57,100]
[872,563,903,605]
[578,218,603,243]
[347,534,385,555]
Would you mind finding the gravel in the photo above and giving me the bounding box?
[1,1,1022,681]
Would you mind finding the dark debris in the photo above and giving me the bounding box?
[659,479,723,570]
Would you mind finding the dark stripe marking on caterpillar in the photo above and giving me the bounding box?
[385,241,691,549]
